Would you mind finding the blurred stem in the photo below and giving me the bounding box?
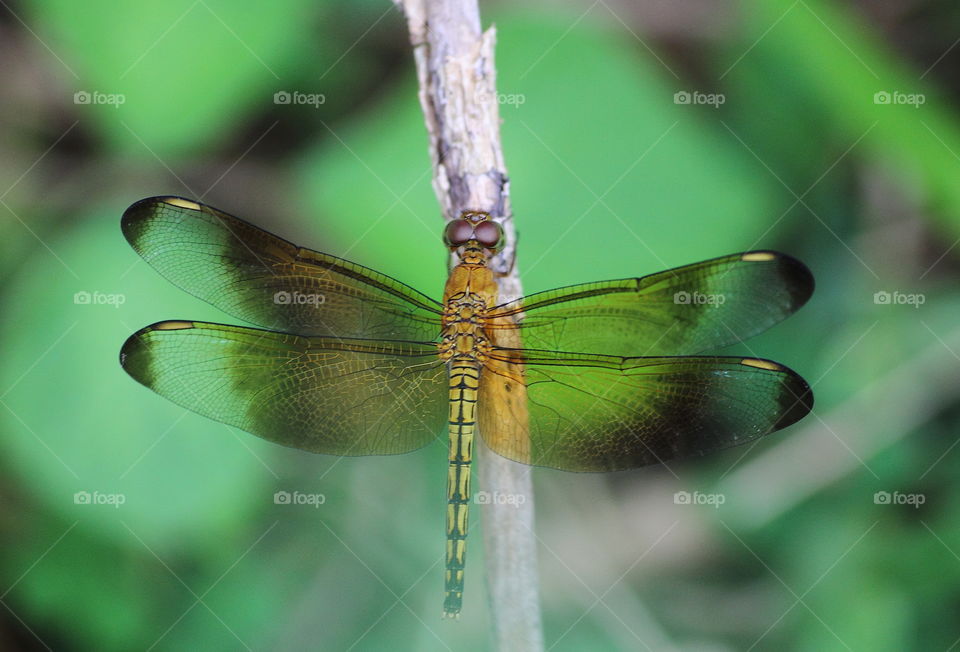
[718,323,960,529]
[393,0,544,647]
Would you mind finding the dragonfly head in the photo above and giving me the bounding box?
[444,211,504,262]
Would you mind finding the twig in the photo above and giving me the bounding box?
[393,0,544,648]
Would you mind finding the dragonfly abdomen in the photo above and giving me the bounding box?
[444,357,479,618]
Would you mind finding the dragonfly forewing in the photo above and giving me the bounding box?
[486,251,813,357]
[123,197,443,341]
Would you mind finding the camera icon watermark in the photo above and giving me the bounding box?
[873,90,925,108]
[273,290,326,306]
[674,490,726,508]
[273,91,326,108]
[873,490,925,508]
[873,290,925,308]
[474,491,526,507]
[273,490,326,508]
[674,290,726,307]
[674,90,725,108]
[74,490,126,508]
[74,290,126,308]
[74,90,126,108]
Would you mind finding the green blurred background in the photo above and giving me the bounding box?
[2,0,959,650]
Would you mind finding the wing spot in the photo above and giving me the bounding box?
[741,358,782,371]
[160,197,203,211]
[154,320,195,331]
[741,251,776,262]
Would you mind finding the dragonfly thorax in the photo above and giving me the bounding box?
[438,290,493,362]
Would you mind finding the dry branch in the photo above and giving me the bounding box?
[393,0,544,648]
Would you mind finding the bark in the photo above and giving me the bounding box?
[393,1,544,649]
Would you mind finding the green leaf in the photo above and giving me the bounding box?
[735,0,960,237]
[26,0,326,157]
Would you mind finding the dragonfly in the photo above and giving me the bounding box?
[120,196,814,617]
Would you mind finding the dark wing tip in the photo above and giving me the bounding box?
[121,196,205,244]
[119,326,151,385]
[120,320,196,383]
[777,373,814,431]
[739,356,814,431]
[742,250,815,312]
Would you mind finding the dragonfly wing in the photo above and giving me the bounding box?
[488,251,813,356]
[478,348,812,472]
[122,197,443,340]
[121,321,448,455]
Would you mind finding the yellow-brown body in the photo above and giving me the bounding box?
[437,248,498,617]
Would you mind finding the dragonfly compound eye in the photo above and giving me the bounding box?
[443,219,475,248]
[473,220,504,251]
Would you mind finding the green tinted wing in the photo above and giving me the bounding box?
[489,251,813,356]
[122,197,442,340]
[121,321,447,455]
[479,349,812,472]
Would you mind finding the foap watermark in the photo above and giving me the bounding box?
[274,490,325,508]
[74,290,126,308]
[674,90,725,108]
[674,290,726,307]
[873,90,925,108]
[874,290,925,308]
[674,490,726,508]
[274,290,325,306]
[74,90,126,108]
[874,490,925,508]
[273,91,326,108]
[475,491,526,507]
[475,90,526,108]
[74,490,126,508]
